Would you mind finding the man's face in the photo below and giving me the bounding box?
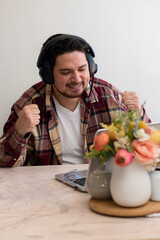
[53,51,90,99]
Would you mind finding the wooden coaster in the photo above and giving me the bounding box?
[89,197,160,217]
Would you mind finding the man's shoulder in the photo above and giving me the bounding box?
[23,81,46,95]
[93,77,121,94]
[32,81,46,92]
[13,81,46,109]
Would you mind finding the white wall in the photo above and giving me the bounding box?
[0,0,160,135]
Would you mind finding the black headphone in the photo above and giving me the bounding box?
[37,34,98,84]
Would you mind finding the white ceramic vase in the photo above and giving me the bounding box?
[110,158,151,207]
[150,168,160,201]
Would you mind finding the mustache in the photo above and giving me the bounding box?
[66,82,83,87]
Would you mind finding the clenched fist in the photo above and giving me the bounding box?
[14,104,40,138]
[122,91,143,116]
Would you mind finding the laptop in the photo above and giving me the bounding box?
[55,128,112,192]
[55,157,113,192]
[147,122,160,129]
[55,122,160,192]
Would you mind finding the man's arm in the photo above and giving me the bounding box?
[0,104,40,167]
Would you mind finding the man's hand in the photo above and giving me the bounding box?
[122,91,143,116]
[14,104,40,138]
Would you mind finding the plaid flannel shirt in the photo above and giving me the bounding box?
[0,78,151,167]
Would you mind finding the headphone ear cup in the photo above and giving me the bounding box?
[39,61,54,84]
[86,53,98,77]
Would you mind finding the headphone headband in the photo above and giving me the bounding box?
[37,34,95,68]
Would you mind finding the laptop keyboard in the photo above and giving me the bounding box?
[73,177,86,186]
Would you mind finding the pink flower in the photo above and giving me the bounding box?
[115,149,133,167]
[132,139,157,165]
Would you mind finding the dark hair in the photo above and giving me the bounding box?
[37,34,97,84]
[43,34,90,70]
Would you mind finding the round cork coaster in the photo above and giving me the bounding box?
[89,198,160,217]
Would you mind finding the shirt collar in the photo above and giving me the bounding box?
[45,83,99,112]
[84,83,98,103]
[45,84,53,112]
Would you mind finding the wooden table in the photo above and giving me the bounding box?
[0,164,160,240]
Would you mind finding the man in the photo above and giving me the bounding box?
[0,34,151,167]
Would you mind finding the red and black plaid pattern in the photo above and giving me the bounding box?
[0,78,151,167]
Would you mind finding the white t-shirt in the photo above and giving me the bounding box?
[53,97,85,164]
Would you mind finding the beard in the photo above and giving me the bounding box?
[53,82,85,99]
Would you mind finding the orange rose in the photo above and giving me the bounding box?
[94,132,109,151]
[132,139,157,165]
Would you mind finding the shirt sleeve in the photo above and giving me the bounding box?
[141,107,152,123]
[0,126,30,167]
[0,101,31,167]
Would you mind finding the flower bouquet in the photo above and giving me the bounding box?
[86,110,160,171]
[86,110,160,207]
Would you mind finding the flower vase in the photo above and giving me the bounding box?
[87,159,112,200]
[150,168,160,201]
[110,158,151,207]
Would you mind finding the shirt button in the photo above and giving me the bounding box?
[13,158,16,161]
[21,144,25,147]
